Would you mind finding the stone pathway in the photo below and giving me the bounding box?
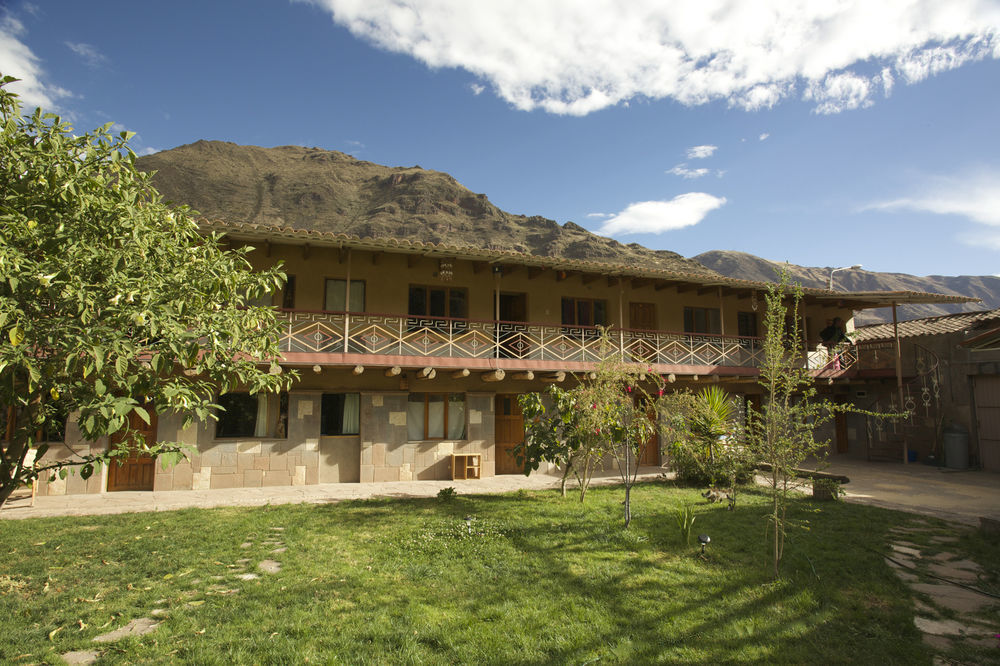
[59,525,289,664]
[884,520,999,663]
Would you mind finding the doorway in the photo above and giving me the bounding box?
[107,408,157,492]
[495,394,525,474]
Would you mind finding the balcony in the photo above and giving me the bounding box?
[276,310,779,371]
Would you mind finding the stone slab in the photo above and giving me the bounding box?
[93,617,159,643]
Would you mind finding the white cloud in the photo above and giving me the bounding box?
[597,193,726,235]
[0,13,72,109]
[586,212,612,219]
[303,0,1000,115]
[66,41,108,68]
[469,83,484,95]
[138,146,158,156]
[758,132,770,141]
[686,144,717,160]
[667,164,710,179]
[865,168,1000,247]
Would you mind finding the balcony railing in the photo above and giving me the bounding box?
[276,310,773,368]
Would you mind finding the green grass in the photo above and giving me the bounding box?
[0,482,978,664]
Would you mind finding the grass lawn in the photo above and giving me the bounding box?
[0,482,990,664]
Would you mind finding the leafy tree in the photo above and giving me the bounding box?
[518,386,603,502]
[0,76,294,507]
[574,350,658,528]
[746,271,832,578]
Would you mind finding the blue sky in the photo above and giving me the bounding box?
[3,1,1000,277]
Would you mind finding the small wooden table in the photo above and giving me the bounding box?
[451,453,482,480]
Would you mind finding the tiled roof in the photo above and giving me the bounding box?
[853,308,1000,342]
[203,219,979,310]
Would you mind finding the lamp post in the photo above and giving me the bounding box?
[828,264,862,290]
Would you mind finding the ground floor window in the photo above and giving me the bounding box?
[216,392,288,439]
[321,393,360,435]
[407,393,466,440]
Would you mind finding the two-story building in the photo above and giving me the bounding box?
[33,215,976,497]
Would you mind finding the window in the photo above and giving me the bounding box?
[324,279,365,313]
[281,275,296,309]
[737,311,758,337]
[407,393,466,440]
[561,297,607,326]
[321,393,360,435]
[216,392,288,439]
[683,307,721,334]
[408,286,467,319]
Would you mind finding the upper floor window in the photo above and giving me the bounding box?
[737,311,758,337]
[562,297,607,327]
[325,279,365,313]
[409,286,467,319]
[281,275,296,309]
[684,307,721,334]
[407,393,466,440]
[216,392,288,439]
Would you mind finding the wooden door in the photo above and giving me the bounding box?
[495,394,525,474]
[634,395,660,466]
[629,302,656,330]
[107,408,157,492]
[973,375,1000,472]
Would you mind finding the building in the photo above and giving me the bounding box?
[848,309,1000,470]
[33,220,975,496]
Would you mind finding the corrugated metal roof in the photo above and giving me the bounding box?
[854,308,1000,342]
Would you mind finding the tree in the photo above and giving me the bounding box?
[745,271,832,578]
[0,76,295,507]
[575,349,658,528]
[518,386,604,501]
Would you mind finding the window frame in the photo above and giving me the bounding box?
[407,392,466,441]
[215,392,289,439]
[561,297,608,327]
[320,392,361,436]
[408,285,468,320]
[683,306,722,335]
[324,278,366,313]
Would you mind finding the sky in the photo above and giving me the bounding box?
[3,1,1000,278]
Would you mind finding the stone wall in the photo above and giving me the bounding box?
[359,392,495,482]
[34,390,503,494]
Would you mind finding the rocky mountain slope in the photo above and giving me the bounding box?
[137,142,997,327]
[695,250,999,325]
[137,141,715,276]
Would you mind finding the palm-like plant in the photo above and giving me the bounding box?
[690,386,734,463]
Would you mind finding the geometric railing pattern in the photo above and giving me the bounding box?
[277,310,783,368]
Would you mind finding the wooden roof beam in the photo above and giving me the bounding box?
[631,278,650,290]
[581,273,601,285]
[528,267,545,280]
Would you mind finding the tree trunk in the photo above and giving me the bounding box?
[623,484,632,528]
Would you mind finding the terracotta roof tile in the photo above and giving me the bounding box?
[854,308,1000,342]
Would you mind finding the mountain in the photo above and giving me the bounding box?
[137,141,997,326]
[137,141,715,277]
[695,250,999,325]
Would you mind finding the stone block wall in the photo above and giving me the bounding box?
[359,392,496,482]
[35,413,106,497]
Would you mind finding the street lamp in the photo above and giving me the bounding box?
[828,264,862,290]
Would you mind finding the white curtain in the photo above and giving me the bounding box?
[447,395,466,439]
[254,394,269,438]
[342,393,360,434]
[407,395,425,441]
[427,395,445,439]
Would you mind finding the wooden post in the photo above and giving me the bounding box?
[510,371,534,381]
[893,302,908,464]
[417,368,436,380]
[540,371,566,383]
[451,368,471,379]
[343,248,352,353]
[352,365,364,375]
[384,366,402,377]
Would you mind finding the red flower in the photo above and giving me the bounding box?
[658,389,664,396]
